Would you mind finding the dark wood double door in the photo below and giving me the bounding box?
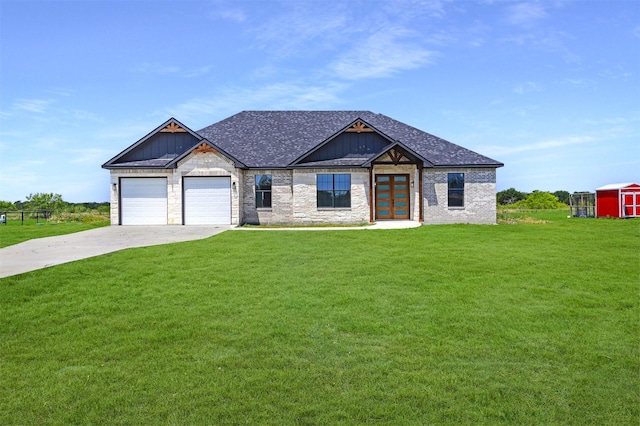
[375,174,410,220]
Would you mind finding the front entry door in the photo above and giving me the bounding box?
[375,174,410,219]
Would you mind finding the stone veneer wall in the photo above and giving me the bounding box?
[242,170,293,224]
[291,168,370,224]
[423,168,497,224]
[110,163,497,226]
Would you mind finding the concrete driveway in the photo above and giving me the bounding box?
[0,225,231,278]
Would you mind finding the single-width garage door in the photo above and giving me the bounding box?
[120,178,168,225]
[183,177,231,225]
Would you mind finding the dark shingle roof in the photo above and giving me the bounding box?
[197,111,502,168]
[104,111,502,170]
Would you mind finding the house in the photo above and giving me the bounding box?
[102,111,503,225]
[595,183,640,218]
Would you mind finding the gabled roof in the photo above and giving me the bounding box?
[102,118,202,169]
[197,111,502,168]
[104,111,503,170]
[165,139,247,169]
[362,140,434,167]
[288,117,392,167]
[596,182,640,191]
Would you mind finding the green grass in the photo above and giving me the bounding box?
[0,220,110,248]
[1,214,638,424]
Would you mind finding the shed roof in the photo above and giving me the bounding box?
[595,183,640,191]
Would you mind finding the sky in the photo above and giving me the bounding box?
[1,0,638,203]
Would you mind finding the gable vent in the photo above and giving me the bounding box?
[345,121,374,133]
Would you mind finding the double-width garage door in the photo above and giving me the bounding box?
[183,177,231,225]
[120,177,231,225]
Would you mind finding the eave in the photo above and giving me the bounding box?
[101,117,203,169]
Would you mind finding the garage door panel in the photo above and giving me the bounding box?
[121,178,167,225]
[184,177,231,225]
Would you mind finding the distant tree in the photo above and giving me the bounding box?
[497,188,527,205]
[25,193,65,213]
[0,201,15,210]
[514,190,565,209]
[553,190,570,205]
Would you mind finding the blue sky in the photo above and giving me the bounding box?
[1,0,638,202]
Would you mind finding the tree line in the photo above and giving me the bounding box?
[1,190,575,214]
[497,188,571,209]
[0,193,109,214]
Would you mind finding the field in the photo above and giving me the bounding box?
[1,212,638,424]
[0,218,109,248]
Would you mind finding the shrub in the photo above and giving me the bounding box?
[512,190,566,209]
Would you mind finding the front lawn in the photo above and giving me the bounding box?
[0,220,110,248]
[1,216,638,424]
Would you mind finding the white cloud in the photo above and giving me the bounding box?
[513,81,541,94]
[131,64,211,78]
[484,135,597,156]
[184,66,212,78]
[330,30,436,80]
[13,98,55,113]
[254,4,350,56]
[564,78,593,87]
[68,147,116,165]
[208,0,247,23]
[506,3,547,27]
[165,80,347,123]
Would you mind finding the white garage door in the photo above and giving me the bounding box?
[120,178,167,225]
[183,177,231,225]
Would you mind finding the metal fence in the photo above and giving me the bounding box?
[0,210,52,225]
[569,193,595,218]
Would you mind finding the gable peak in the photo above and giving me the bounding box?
[345,120,374,133]
[160,121,187,133]
[192,142,217,154]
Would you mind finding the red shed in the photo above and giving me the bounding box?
[595,183,640,218]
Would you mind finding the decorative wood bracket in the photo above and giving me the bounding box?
[192,143,218,154]
[345,121,374,133]
[160,122,187,133]
[388,148,404,164]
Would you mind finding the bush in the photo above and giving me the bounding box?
[512,190,566,210]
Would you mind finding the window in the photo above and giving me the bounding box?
[317,174,351,208]
[255,174,272,208]
[448,173,464,207]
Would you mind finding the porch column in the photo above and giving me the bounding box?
[369,167,375,222]
[418,164,424,222]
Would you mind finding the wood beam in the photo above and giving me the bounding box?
[369,167,375,222]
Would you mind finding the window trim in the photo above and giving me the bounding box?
[255,174,272,209]
[447,172,464,208]
[317,173,351,209]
